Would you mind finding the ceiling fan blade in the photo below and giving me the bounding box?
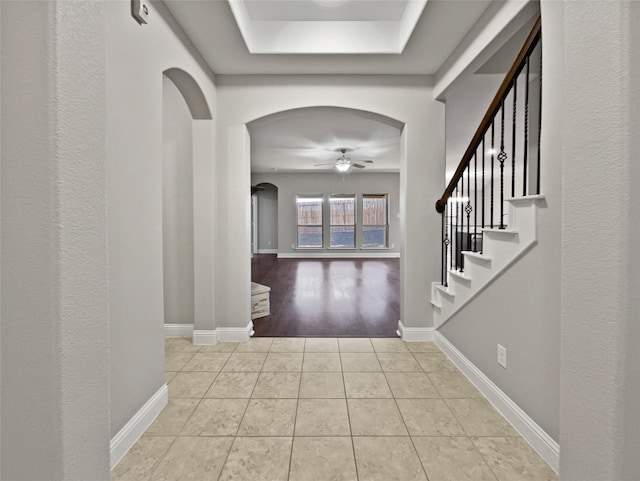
[313,162,336,166]
[352,164,366,169]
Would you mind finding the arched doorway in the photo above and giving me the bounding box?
[247,107,403,336]
[252,182,279,255]
[161,68,216,341]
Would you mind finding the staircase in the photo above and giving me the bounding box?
[431,195,544,328]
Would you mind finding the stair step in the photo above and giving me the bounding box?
[430,300,442,309]
[434,284,455,299]
[449,270,472,283]
[505,194,546,205]
[462,251,492,264]
[483,228,519,236]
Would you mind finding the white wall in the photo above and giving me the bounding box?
[162,76,195,325]
[106,0,216,436]
[252,173,400,256]
[217,76,444,330]
[1,1,110,477]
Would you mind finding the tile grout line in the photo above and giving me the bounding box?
[286,345,307,481]
[380,342,432,481]
[145,342,208,481]
[340,342,360,481]
[209,341,245,481]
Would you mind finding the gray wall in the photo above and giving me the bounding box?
[255,184,278,251]
[445,73,502,179]
[555,1,640,479]
[106,0,216,437]
[439,12,560,442]
[162,76,195,325]
[1,1,110,478]
[251,173,400,255]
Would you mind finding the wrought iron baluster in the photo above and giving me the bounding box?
[511,79,517,198]
[465,158,472,260]
[536,46,543,194]
[457,187,461,270]
[449,189,454,274]
[490,122,495,229]
[442,208,448,287]
[460,169,465,273]
[523,55,530,196]
[482,137,485,237]
[498,100,507,229]
[474,151,478,252]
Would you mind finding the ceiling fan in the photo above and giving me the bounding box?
[314,148,374,172]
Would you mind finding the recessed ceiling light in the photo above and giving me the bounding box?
[313,0,347,9]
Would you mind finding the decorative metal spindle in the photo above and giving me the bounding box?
[523,56,530,196]
[490,122,495,229]
[460,169,465,273]
[498,101,507,229]
[458,173,464,272]
[465,164,472,260]
[449,190,454,274]
[511,79,517,198]
[481,137,485,233]
[452,186,457,271]
[474,151,478,252]
[442,208,449,287]
[457,185,462,270]
[536,47,543,194]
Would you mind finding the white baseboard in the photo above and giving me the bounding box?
[396,320,434,341]
[193,330,217,344]
[167,322,255,345]
[164,323,194,337]
[278,252,400,259]
[434,331,559,473]
[110,384,168,469]
[218,321,255,342]
[257,249,278,254]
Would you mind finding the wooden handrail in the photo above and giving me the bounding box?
[435,16,541,213]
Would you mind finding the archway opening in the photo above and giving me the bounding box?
[252,182,279,255]
[161,68,215,339]
[247,106,404,336]
[162,74,195,328]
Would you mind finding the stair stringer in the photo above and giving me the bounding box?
[432,195,545,329]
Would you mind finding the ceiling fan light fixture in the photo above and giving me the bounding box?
[336,162,351,172]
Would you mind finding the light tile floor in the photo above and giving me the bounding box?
[112,337,558,481]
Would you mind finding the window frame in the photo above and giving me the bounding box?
[296,194,324,249]
[361,194,389,249]
[328,194,357,249]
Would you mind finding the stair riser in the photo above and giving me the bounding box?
[432,196,544,329]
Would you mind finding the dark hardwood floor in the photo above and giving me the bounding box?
[251,254,400,337]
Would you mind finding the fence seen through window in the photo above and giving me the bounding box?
[330,195,356,248]
[296,195,323,248]
[363,194,388,248]
[296,194,388,249]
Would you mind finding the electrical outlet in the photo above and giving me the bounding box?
[497,344,507,368]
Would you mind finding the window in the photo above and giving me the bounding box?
[329,194,356,248]
[296,195,323,248]
[362,194,388,248]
